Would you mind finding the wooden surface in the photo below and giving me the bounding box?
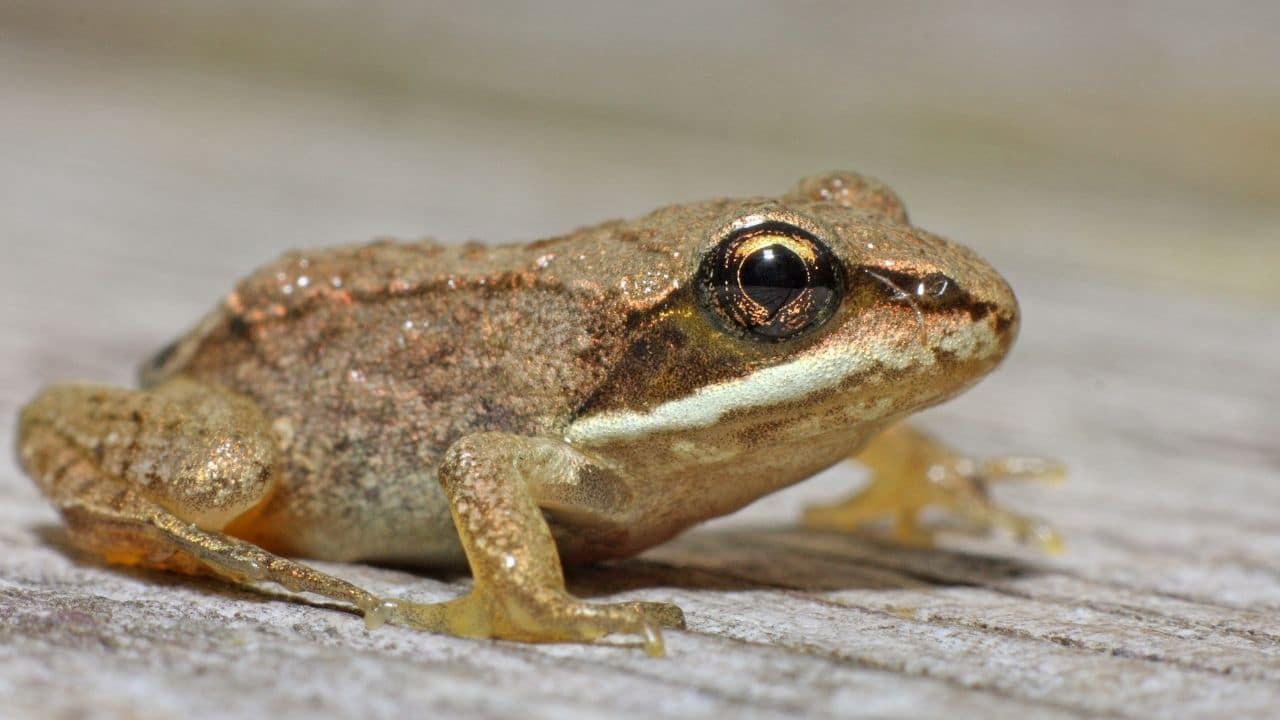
[1,4,1278,719]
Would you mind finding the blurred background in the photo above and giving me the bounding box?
[1,3,1276,515]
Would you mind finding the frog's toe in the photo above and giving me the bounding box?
[380,594,484,637]
[976,456,1067,485]
[960,498,1064,554]
[623,600,686,630]
[803,482,906,533]
[379,591,673,656]
[935,467,1064,553]
[890,510,941,548]
[556,600,671,656]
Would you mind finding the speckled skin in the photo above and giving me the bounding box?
[17,172,1050,653]
[134,173,1011,565]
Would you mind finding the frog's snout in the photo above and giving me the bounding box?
[997,285,1020,343]
[975,271,1021,354]
[858,259,1020,363]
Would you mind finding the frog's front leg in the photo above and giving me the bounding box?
[385,432,684,656]
[803,424,1064,551]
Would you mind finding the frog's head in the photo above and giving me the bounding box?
[567,171,1019,526]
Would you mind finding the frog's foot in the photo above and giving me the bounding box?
[381,590,685,657]
[804,426,1064,552]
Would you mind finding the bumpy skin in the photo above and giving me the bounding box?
[16,171,1056,654]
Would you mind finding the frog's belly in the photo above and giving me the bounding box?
[239,456,468,568]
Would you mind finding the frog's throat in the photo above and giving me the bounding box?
[564,323,997,445]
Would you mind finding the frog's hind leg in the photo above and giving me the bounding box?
[16,380,387,623]
[803,423,1064,551]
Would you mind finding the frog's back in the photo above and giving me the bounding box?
[138,225,693,562]
[143,204,715,435]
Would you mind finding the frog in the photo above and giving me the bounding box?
[16,171,1061,656]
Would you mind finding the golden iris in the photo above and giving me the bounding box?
[699,222,841,340]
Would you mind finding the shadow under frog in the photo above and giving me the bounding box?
[35,520,1049,618]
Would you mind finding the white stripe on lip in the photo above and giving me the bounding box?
[564,322,997,445]
[565,322,996,445]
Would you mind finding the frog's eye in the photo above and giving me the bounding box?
[698,222,842,340]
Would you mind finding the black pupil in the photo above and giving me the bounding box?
[740,244,808,317]
[698,221,842,341]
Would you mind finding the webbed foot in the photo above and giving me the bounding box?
[804,424,1064,552]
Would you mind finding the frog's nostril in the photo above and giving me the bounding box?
[992,279,1020,333]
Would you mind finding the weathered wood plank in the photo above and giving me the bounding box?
[0,508,1085,720]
